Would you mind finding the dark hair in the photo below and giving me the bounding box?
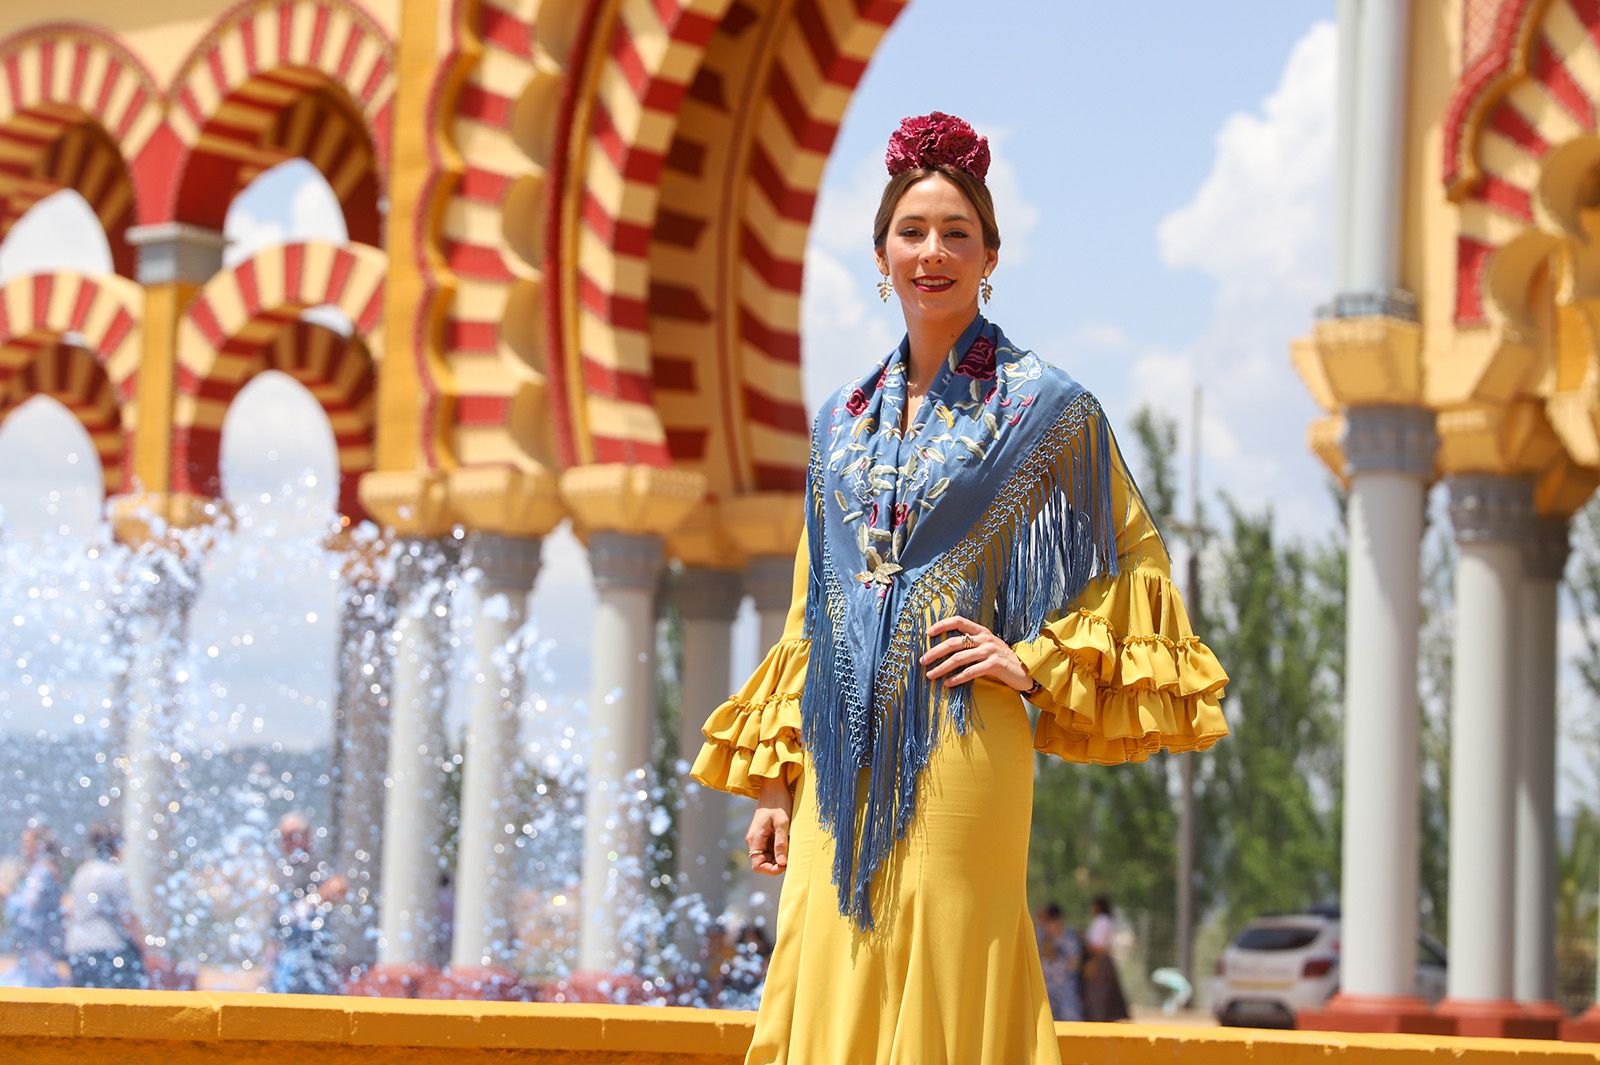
[872,165,1002,253]
[88,821,121,860]
[1043,902,1065,921]
[1092,895,1113,917]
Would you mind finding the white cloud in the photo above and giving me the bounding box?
[224,159,349,267]
[1114,20,1337,534]
[223,205,289,269]
[290,172,348,245]
[0,190,112,282]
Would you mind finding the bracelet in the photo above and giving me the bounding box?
[1019,677,1043,698]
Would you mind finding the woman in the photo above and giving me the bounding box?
[0,825,65,987]
[1082,895,1131,1023]
[1036,902,1084,1023]
[64,822,148,990]
[692,112,1228,1063]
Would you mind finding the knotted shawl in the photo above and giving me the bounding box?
[803,313,1127,930]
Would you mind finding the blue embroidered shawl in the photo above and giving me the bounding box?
[803,314,1123,930]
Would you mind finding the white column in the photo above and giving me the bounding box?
[746,554,793,650]
[1334,0,1360,294]
[119,551,196,930]
[452,533,541,971]
[732,553,798,933]
[1514,520,1566,1007]
[1445,474,1534,1005]
[578,531,664,972]
[377,538,457,966]
[1344,0,1411,304]
[330,569,393,967]
[1335,407,1435,1001]
[673,567,742,914]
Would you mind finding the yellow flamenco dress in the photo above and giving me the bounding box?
[691,437,1229,1065]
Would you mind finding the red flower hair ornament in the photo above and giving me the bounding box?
[885,112,991,184]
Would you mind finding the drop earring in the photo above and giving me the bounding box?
[980,276,994,304]
[878,274,893,302]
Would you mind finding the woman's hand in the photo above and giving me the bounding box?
[920,615,1033,691]
[746,776,794,876]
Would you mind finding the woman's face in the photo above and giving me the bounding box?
[875,173,998,329]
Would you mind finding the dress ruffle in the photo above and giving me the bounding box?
[691,637,809,798]
[1012,566,1229,765]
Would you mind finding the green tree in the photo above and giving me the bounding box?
[1417,507,1454,942]
[1028,408,1181,964]
[1196,499,1345,930]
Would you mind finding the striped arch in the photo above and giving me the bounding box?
[0,340,123,492]
[172,240,386,510]
[164,0,394,240]
[649,0,907,494]
[0,271,143,491]
[0,25,160,278]
[1442,0,1600,324]
[558,0,731,468]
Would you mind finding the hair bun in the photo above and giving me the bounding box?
[885,112,991,183]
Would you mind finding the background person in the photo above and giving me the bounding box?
[64,822,147,990]
[1082,895,1130,1022]
[0,824,65,987]
[1036,902,1084,1022]
[268,811,347,995]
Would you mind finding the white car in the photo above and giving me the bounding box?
[1209,909,1447,1028]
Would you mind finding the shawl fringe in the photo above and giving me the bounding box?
[802,390,1122,930]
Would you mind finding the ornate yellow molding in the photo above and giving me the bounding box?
[559,463,705,538]
[668,502,745,570]
[722,491,806,560]
[1290,315,1423,410]
[359,469,452,537]
[446,466,565,539]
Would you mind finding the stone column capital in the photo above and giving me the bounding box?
[745,554,795,616]
[674,566,744,622]
[1524,518,1570,582]
[465,532,542,594]
[588,530,664,592]
[1342,405,1437,478]
[126,222,227,286]
[1446,474,1535,545]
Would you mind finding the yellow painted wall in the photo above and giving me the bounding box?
[2,989,1598,1064]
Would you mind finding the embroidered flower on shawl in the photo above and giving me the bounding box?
[885,112,992,183]
[845,388,871,417]
[893,502,910,528]
[955,334,998,380]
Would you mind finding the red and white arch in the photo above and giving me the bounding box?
[171,240,385,516]
[0,270,142,492]
[159,0,395,243]
[1443,0,1600,324]
[0,24,161,278]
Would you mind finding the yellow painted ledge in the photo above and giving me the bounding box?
[2,990,1599,1063]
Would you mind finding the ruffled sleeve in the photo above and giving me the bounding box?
[1011,438,1229,765]
[690,528,810,797]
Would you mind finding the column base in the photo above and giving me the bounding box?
[1562,1005,1600,1042]
[1298,993,1454,1035]
[343,962,436,999]
[540,970,649,1004]
[428,965,535,1001]
[1435,997,1561,1039]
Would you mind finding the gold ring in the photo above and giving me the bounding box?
[962,633,976,649]
[748,850,765,857]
